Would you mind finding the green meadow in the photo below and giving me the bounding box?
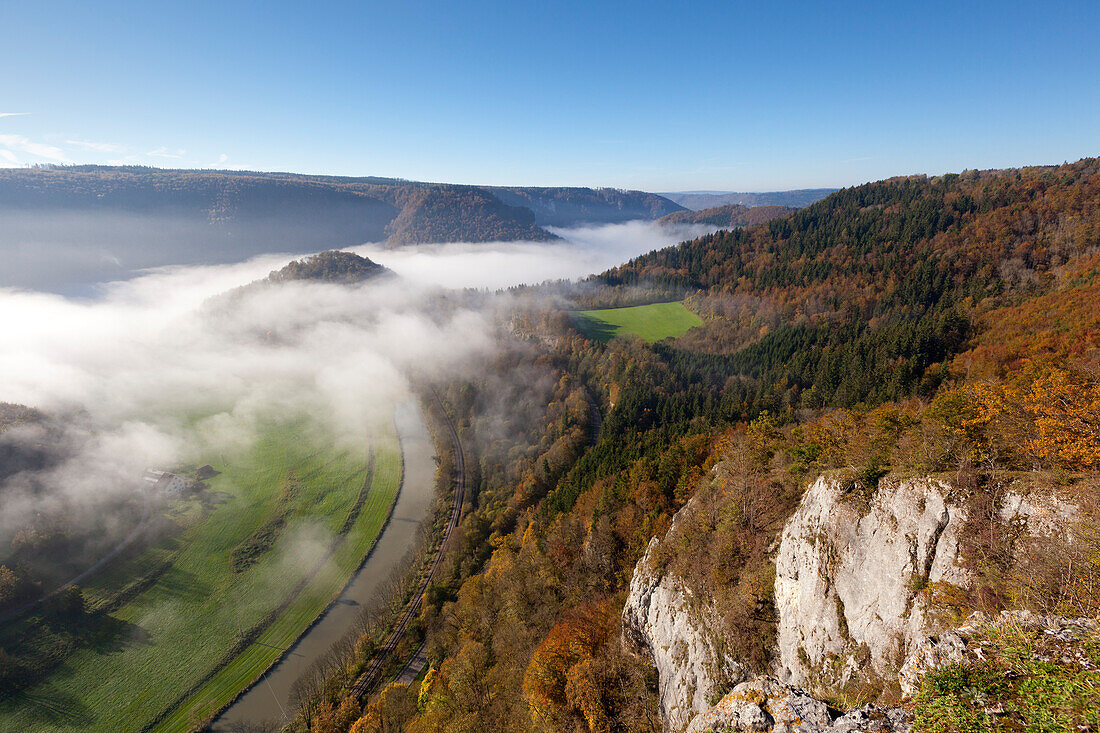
[571,301,703,343]
[0,417,402,733]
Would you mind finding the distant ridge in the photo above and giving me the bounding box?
[488,186,683,226]
[659,188,837,210]
[659,203,796,229]
[0,166,683,290]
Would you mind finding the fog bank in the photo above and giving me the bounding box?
[351,221,715,290]
[0,258,496,545]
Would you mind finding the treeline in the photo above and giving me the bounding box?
[606,160,1100,306]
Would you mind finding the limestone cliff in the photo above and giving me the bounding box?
[774,476,969,695]
[622,523,744,731]
[623,471,1081,731]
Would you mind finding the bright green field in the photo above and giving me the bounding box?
[571,301,703,343]
[0,417,402,733]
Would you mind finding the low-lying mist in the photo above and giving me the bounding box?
[0,218,706,574]
[350,221,715,290]
[0,258,495,552]
[1,218,713,294]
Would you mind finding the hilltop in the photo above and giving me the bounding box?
[267,250,392,283]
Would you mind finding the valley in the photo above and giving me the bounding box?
[2,159,1098,733]
[0,414,401,732]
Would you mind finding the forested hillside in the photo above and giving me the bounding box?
[269,160,1100,733]
[658,203,796,229]
[490,187,684,226]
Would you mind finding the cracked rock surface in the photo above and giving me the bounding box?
[774,476,969,692]
[686,677,911,733]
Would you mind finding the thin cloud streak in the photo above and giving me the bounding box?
[0,133,71,163]
[67,139,127,153]
[147,146,186,159]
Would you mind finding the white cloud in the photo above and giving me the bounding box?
[0,149,20,167]
[218,153,228,164]
[148,146,186,159]
[0,133,71,163]
[67,139,126,153]
[0,112,29,118]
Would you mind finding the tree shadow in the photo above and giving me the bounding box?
[148,564,209,603]
[570,314,619,343]
[81,612,154,655]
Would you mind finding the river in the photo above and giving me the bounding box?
[209,399,437,731]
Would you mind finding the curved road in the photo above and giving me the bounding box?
[209,399,438,732]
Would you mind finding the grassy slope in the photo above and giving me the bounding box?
[571,301,703,343]
[0,419,401,733]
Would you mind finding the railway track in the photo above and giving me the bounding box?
[350,389,465,700]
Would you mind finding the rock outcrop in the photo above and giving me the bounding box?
[899,610,1098,696]
[624,471,1083,731]
[999,489,1079,540]
[773,476,969,694]
[623,534,744,731]
[686,677,911,733]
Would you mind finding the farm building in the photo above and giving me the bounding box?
[143,469,188,497]
[195,464,218,480]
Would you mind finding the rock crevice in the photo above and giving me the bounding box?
[773,476,968,693]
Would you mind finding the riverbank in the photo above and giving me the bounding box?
[208,400,437,731]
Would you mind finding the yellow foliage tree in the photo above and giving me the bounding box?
[1020,368,1100,468]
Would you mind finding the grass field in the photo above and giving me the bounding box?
[0,416,402,733]
[571,301,703,343]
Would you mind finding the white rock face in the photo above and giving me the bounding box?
[686,677,911,733]
[774,476,969,692]
[999,489,1079,540]
[623,534,743,731]
[626,470,1082,731]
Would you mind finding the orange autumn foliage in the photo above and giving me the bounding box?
[521,600,615,721]
[1020,369,1100,468]
[970,368,1100,469]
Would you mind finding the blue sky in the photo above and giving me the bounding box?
[1,0,1098,190]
